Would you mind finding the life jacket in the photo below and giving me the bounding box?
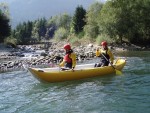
[100,49,110,61]
[64,54,72,63]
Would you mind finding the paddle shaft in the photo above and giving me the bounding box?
[101,54,122,74]
[101,53,115,69]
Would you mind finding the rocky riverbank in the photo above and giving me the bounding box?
[0,42,149,73]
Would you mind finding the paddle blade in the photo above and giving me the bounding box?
[115,69,122,75]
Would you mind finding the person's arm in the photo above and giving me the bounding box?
[107,49,114,63]
[59,60,65,67]
[96,48,101,57]
[70,53,76,69]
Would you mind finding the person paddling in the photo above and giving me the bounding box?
[95,41,114,67]
[59,44,76,71]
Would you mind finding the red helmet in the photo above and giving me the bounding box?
[101,41,107,47]
[63,44,71,50]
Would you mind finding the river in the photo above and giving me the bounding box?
[0,51,150,113]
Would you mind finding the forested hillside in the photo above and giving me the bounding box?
[0,0,150,47]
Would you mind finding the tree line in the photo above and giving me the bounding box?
[0,0,150,47]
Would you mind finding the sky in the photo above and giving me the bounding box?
[0,0,106,27]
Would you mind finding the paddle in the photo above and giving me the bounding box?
[101,53,122,75]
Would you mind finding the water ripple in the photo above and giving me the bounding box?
[0,51,150,113]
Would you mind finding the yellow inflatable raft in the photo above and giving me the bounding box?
[28,59,126,83]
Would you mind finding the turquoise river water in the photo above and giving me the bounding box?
[0,51,150,113]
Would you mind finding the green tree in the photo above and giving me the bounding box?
[31,20,40,41]
[31,18,47,41]
[127,0,150,44]
[4,36,17,47]
[99,0,150,44]
[54,13,71,30]
[13,23,24,43]
[54,27,68,41]
[0,3,10,18]
[12,21,33,44]
[46,13,71,39]
[98,1,123,42]
[84,2,103,39]
[72,5,86,34]
[38,18,47,39]
[0,3,11,42]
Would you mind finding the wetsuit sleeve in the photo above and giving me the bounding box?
[70,53,76,68]
[107,49,114,63]
[96,49,101,57]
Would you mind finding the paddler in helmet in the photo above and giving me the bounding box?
[95,41,114,67]
[59,44,76,71]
